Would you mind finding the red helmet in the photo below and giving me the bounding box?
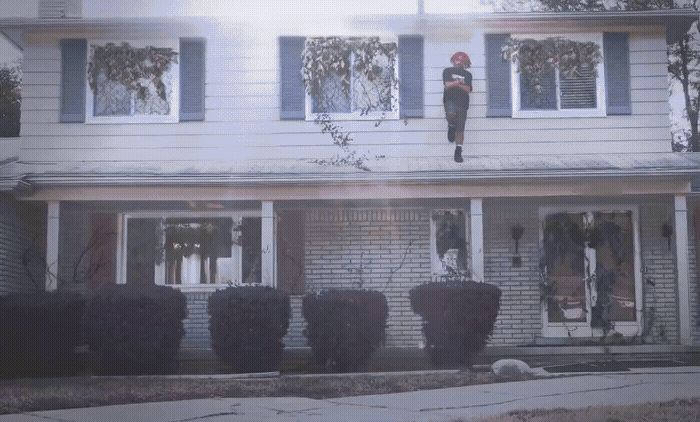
[450,51,471,67]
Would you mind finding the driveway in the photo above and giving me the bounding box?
[3,367,700,422]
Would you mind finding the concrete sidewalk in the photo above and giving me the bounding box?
[3,368,700,422]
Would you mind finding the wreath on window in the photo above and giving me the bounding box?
[88,42,178,101]
[502,37,602,95]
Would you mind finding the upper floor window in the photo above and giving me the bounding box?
[303,37,399,120]
[86,40,180,123]
[510,34,606,118]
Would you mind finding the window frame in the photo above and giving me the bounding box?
[304,36,400,121]
[85,39,180,124]
[511,33,607,119]
[117,210,261,292]
[538,204,643,338]
[429,209,470,278]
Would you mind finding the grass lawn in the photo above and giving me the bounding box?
[471,398,700,422]
[0,371,534,415]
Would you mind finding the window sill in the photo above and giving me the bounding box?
[85,115,180,124]
[161,284,236,293]
[512,108,606,119]
[305,111,400,122]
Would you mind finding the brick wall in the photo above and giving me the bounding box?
[686,206,700,345]
[640,201,679,343]
[483,199,542,345]
[294,207,437,348]
[0,196,45,294]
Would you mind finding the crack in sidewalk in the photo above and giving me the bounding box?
[256,405,329,416]
[418,380,649,412]
[16,413,77,422]
[168,404,242,422]
[169,411,240,422]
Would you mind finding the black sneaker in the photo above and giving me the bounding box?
[454,146,463,163]
[447,126,455,143]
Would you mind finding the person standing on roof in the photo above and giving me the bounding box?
[443,51,472,163]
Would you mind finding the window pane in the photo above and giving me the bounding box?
[163,218,234,285]
[312,70,351,113]
[543,213,587,323]
[126,217,262,286]
[351,52,393,113]
[433,210,468,275]
[91,43,175,117]
[560,64,597,109]
[133,72,173,115]
[239,217,262,284]
[126,218,160,286]
[94,71,131,116]
[593,212,636,323]
[520,66,557,110]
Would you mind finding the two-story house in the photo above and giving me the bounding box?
[1,1,699,359]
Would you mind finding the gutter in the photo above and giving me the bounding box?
[0,9,697,28]
[11,167,700,188]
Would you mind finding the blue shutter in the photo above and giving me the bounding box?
[485,34,512,117]
[60,39,86,123]
[179,39,206,121]
[279,36,306,120]
[398,35,424,118]
[604,32,631,115]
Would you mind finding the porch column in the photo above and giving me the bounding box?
[674,195,692,345]
[45,201,60,291]
[261,201,276,287]
[470,198,484,283]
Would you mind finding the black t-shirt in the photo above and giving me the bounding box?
[442,66,472,108]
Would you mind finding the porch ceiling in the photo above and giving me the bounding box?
[2,153,700,192]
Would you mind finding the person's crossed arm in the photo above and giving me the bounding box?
[444,79,472,93]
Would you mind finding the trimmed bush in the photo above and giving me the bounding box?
[83,284,187,375]
[0,291,85,378]
[410,281,501,367]
[302,289,388,372]
[208,286,290,373]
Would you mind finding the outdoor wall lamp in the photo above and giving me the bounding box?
[511,224,525,267]
[661,222,674,250]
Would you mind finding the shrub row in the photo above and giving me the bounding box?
[0,280,501,377]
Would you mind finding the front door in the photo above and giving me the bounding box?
[540,207,642,338]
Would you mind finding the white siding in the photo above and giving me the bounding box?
[17,25,672,168]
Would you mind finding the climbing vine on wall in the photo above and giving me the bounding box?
[88,42,178,101]
[502,37,602,95]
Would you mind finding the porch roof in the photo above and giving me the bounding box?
[1,153,700,192]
